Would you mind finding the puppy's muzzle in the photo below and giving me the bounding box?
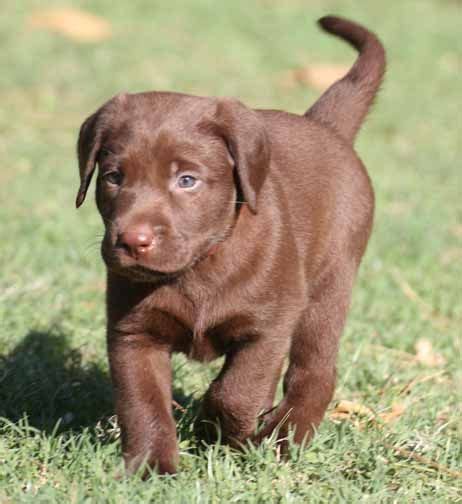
[116,224,155,260]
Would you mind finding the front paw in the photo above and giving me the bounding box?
[194,395,255,448]
[122,435,179,478]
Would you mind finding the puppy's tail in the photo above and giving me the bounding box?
[305,16,386,144]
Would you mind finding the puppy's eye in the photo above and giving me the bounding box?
[102,171,123,186]
[177,175,198,189]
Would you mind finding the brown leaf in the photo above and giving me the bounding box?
[415,339,446,367]
[28,7,112,43]
[379,402,406,423]
[329,411,351,421]
[330,400,374,420]
[286,63,349,91]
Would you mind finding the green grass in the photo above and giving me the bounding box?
[1,0,461,501]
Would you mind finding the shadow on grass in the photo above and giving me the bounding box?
[0,329,201,441]
[0,329,113,434]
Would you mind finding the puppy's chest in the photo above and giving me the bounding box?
[153,287,253,362]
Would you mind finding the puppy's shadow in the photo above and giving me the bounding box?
[0,330,201,441]
[0,330,114,434]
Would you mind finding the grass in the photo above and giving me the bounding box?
[0,0,461,501]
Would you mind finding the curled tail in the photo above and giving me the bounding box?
[305,16,386,144]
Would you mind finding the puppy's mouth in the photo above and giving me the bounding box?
[114,263,181,283]
[100,234,223,283]
[102,247,192,282]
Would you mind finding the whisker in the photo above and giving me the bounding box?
[82,245,101,258]
[80,234,105,258]
[84,241,101,250]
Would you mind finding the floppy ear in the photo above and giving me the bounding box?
[76,111,103,208]
[214,98,270,213]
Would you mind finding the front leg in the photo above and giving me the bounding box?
[197,334,289,447]
[108,331,178,476]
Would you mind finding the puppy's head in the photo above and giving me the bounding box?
[76,92,270,281]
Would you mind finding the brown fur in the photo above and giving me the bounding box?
[76,16,385,476]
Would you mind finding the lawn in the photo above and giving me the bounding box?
[0,0,460,502]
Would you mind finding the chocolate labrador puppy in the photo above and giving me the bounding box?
[76,16,385,475]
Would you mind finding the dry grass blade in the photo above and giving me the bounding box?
[399,370,447,395]
[368,344,416,361]
[390,268,451,329]
[384,442,462,479]
[28,7,112,43]
[172,400,187,414]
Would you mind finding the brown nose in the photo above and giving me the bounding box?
[117,225,154,258]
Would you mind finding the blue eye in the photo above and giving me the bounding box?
[102,170,123,185]
[177,175,198,189]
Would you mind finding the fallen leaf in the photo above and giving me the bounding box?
[415,339,446,367]
[28,7,112,43]
[329,411,351,421]
[379,402,406,423]
[285,63,349,91]
[330,400,374,421]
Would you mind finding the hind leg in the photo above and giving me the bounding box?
[253,266,354,447]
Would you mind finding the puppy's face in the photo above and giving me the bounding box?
[76,92,270,281]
